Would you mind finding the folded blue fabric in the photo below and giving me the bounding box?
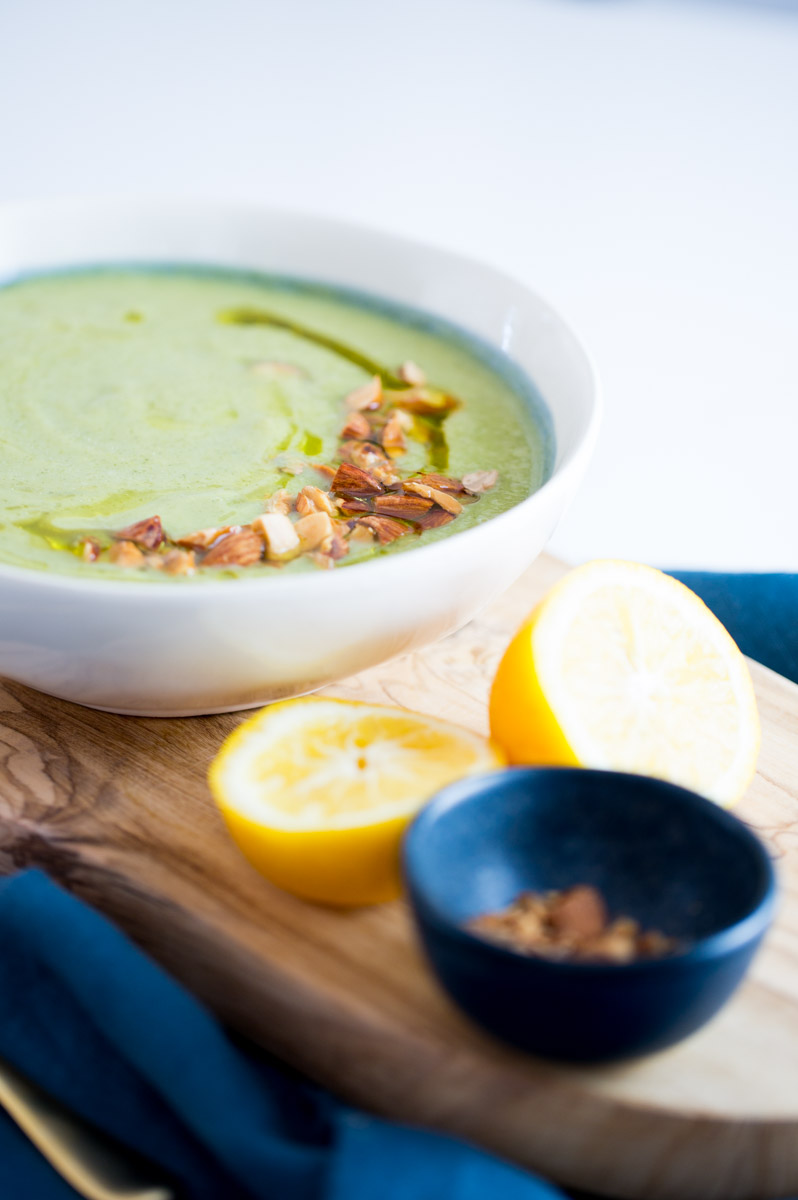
[669,573,798,686]
[0,869,562,1200]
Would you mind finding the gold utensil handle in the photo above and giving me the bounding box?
[0,1057,172,1200]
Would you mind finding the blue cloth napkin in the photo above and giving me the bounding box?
[669,573,798,686]
[0,868,562,1200]
[1,572,795,1200]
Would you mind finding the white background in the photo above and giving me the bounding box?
[1,0,796,569]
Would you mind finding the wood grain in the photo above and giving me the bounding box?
[1,553,797,1200]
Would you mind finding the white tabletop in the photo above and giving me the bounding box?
[2,0,795,570]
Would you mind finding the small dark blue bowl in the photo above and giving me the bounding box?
[403,768,776,1063]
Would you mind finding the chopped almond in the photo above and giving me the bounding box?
[469,887,678,963]
[320,528,349,560]
[401,480,433,499]
[381,413,406,455]
[251,513,300,560]
[309,551,336,570]
[309,463,336,481]
[368,461,400,486]
[339,439,388,466]
[264,489,294,515]
[374,494,433,521]
[331,462,384,497]
[400,480,463,513]
[345,375,382,411]
[162,549,196,576]
[340,411,372,440]
[203,528,264,567]
[412,473,469,494]
[295,485,337,517]
[280,461,307,476]
[294,510,334,552]
[80,538,101,562]
[113,515,164,550]
[462,469,499,494]
[548,887,608,941]
[397,360,426,385]
[427,486,463,515]
[175,527,228,550]
[108,540,145,568]
[338,498,373,516]
[339,440,399,484]
[414,508,455,531]
[348,522,375,544]
[357,515,409,545]
[392,387,458,416]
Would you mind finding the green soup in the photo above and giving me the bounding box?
[0,268,551,579]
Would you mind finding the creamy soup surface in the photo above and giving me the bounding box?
[0,269,551,579]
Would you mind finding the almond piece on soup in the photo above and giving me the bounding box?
[413,473,469,494]
[108,540,145,567]
[348,522,375,545]
[295,485,337,517]
[320,529,349,560]
[462,469,499,494]
[357,515,409,545]
[162,549,196,576]
[339,439,389,467]
[331,463,384,497]
[294,510,334,552]
[113,515,164,550]
[381,413,406,456]
[338,498,373,516]
[175,527,228,550]
[250,513,300,561]
[203,528,264,567]
[338,440,400,485]
[400,480,463,513]
[80,538,101,562]
[345,375,382,411]
[341,411,372,440]
[392,387,458,416]
[338,441,398,482]
[264,489,293,515]
[310,463,336,482]
[414,508,455,531]
[373,494,433,521]
[427,487,462,515]
[309,551,336,570]
[397,360,426,385]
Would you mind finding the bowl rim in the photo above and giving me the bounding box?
[402,766,778,975]
[0,197,602,599]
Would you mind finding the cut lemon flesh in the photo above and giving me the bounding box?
[489,560,760,807]
[210,697,504,905]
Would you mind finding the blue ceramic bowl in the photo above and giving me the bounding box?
[403,768,776,1063]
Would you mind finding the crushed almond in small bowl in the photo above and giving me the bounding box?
[468,886,680,964]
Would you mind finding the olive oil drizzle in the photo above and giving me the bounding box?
[219,306,409,388]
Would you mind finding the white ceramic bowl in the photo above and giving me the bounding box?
[0,200,600,716]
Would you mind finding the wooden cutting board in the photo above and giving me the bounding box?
[1,553,797,1200]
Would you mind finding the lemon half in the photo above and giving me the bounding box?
[210,697,504,905]
[489,560,760,806]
